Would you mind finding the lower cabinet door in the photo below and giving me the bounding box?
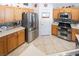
[17,30,25,46]
[52,25,58,36]
[72,29,77,41]
[0,36,7,56]
[7,33,18,53]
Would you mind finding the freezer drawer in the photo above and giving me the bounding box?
[27,29,38,43]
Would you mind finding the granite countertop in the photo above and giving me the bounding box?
[0,27,25,37]
[71,24,79,29]
[52,22,79,29]
[52,22,58,25]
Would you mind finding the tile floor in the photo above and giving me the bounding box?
[32,35,76,55]
[8,35,76,56]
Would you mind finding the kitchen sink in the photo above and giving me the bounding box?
[0,26,15,33]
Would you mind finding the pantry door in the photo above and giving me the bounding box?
[39,19,51,36]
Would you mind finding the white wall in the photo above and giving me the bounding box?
[38,3,53,35]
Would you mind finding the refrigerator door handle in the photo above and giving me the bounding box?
[32,14,37,30]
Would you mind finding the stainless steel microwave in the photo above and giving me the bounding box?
[59,13,71,19]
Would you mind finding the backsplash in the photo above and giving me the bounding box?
[0,21,21,28]
[53,19,79,24]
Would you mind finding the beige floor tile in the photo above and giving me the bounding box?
[19,44,46,56]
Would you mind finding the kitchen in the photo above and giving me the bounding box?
[0,3,79,56]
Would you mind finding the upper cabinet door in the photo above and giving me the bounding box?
[14,7,22,21]
[28,9,33,12]
[14,7,19,21]
[25,8,29,13]
[53,8,60,20]
[64,8,72,12]
[0,6,5,23]
[60,8,72,13]
[5,6,14,22]
[71,8,79,21]
[60,8,65,13]
[17,8,22,21]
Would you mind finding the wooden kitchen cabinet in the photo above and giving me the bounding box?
[25,8,29,13]
[64,8,72,12]
[21,8,28,14]
[71,8,79,21]
[0,36,7,56]
[17,30,25,46]
[22,8,26,13]
[53,8,60,20]
[5,6,14,22]
[7,32,18,53]
[59,8,65,12]
[0,5,5,23]
[53,7,79,21]
[60,8,79,21]
[72,28,76,41]
[0,28,25,55]
[51,25,58,36]
[60,8,72,13]
[14,7,22,21]
[72,28,79,41]
[0,5,34,23]
[23,8,28,13]
[14,7,18,21]
[28,9,33,12]
[17,8,22,21]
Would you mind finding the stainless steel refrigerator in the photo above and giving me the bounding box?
[21,12,39,43]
